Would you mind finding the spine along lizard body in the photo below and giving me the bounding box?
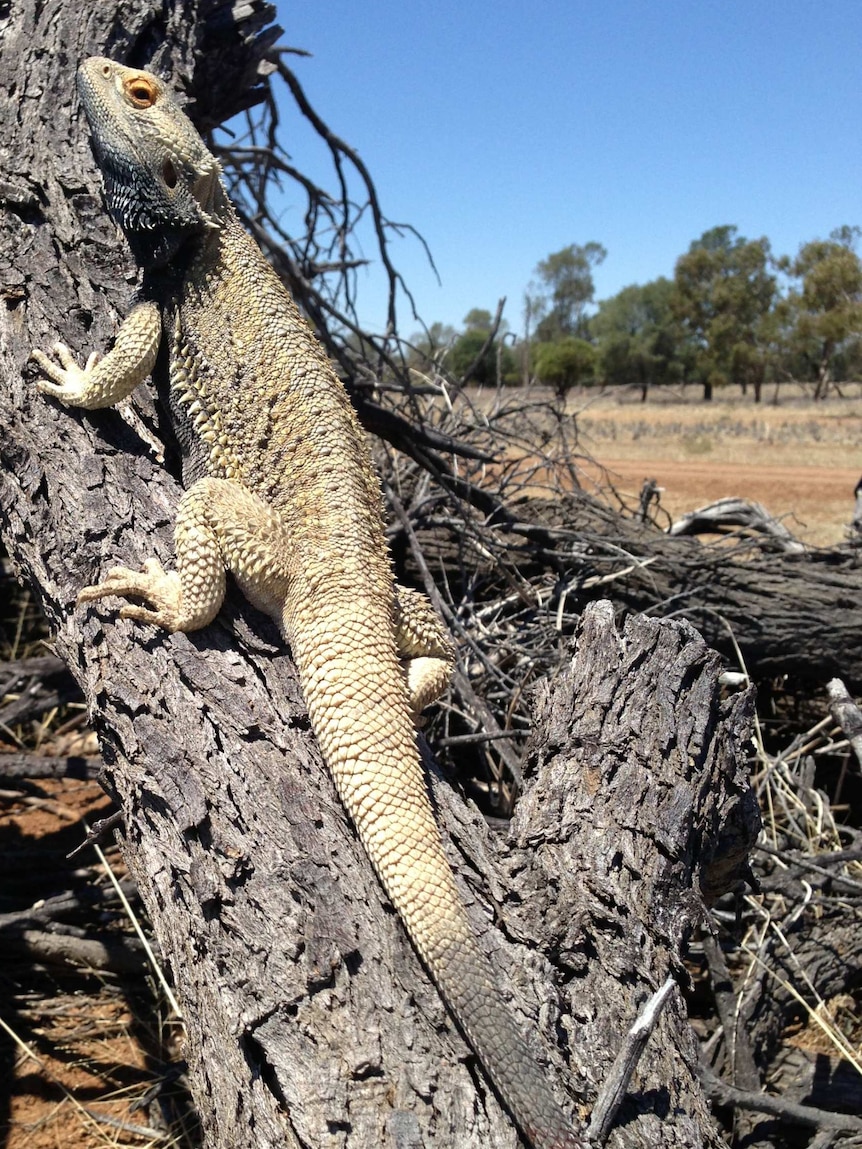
[31,58,580,1148]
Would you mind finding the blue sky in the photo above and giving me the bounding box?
[272,1,862,336]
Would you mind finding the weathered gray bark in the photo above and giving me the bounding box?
[513,604,760,1147]
[0,3,760,1146]
[615,531,862,689]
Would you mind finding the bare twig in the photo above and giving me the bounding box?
[67,810,124,858]
[699,1062,862,1133]
[701,928,761,1091]
[587,978,677,1144]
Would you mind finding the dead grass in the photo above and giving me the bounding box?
[0,577,195,1148]
[0,778,195,1149]
[741,696,862,1083]
[463,381,862,545]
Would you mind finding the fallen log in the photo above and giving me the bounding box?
[407,483,862,693]
[568,494,862,690]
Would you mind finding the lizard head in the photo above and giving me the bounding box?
[77,57,224,269]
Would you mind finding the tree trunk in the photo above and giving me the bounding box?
[0,3,760,1146]
[814,342,833,400]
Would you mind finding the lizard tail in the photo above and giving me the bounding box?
[291,620,582,1149]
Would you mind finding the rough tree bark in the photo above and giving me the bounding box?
[0,3,760,1146]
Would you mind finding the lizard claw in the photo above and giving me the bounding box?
[78,560,185,630]
[30,342,99,401]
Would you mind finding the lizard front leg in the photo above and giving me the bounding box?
[394,584,455,714]
[78,476,293,633]
[30,301,161,409]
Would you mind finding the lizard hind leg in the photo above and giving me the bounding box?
[78,477,293,634]
[393,584,455,716]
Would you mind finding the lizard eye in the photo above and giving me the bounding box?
[125,77,158,108]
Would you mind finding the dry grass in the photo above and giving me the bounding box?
[734,698,862,1101]
[0,584,196,1148]
[0,780,195,1149]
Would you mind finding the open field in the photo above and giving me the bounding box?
[566,384,862,546]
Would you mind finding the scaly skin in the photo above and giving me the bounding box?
[31,58,582,1148]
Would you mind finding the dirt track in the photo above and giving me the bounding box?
[569,385,862,547]
[584,456,860,545]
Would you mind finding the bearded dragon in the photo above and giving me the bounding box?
[31,57,580,1148]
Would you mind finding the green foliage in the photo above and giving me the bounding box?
[418,223,862,399]
[449,328,494,382]
[529,242,607,342]
[592,277,675,340]
[449,314,517,386]
[461,308,494,332]
[425,320,459,347]
[534,337,597,396]
[780,226,862,395]
[408,321,458,371]
[672,225,776,398]
[591,277,688,393]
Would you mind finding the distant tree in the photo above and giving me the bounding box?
[449,329,494,383]
[591,277,688,399]
[408,321,458,370]
[532,242,607,342]
[672,225,776,401]
[780,226,862,397]
[450,310,517,386]
[426,320,459,347]
[462,308,494,332]
[534,336,598,399]
[521,282,546,383]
